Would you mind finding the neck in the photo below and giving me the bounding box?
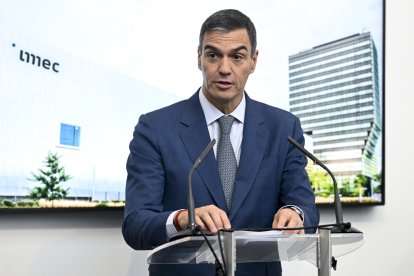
[202,89,243,115]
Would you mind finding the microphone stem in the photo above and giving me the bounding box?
[187,165,197,231]
[322,164,344,225]
[186,139,216,232]
[287,136,345,226]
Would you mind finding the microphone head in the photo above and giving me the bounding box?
[193,139,216,169]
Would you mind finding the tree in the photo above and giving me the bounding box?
[308,171,333,197]
[373,172,382,182]
[372,172,383,193]
[354,173,370,197]
[28,152,72,203]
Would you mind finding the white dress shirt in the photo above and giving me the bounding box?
[198,89,245,163]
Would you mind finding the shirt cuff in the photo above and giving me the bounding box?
[165,210,180,238]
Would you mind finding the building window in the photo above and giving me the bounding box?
[60,123,80,147]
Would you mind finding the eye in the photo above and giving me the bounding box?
[233,54,243,61]
[207,52,217,59]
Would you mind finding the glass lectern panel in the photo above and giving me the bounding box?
[147,231,364,266]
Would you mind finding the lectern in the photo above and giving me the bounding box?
[147,229,364,276]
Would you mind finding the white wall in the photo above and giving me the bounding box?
[0,0,413,275]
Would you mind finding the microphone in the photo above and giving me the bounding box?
[169,139,216,241]
[287,136,361,233]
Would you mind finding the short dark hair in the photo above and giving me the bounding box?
[199,9,257,56]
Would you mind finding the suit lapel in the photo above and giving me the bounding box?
[179,93,228,211]
[229,97,268,220]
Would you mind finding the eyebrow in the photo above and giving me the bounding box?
[203,44,249,54]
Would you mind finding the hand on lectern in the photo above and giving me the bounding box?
[174,204,231,234]
[272,208,305,234]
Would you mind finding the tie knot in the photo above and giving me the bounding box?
[218,115,235,134]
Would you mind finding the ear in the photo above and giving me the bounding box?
[197,46,202,70]
[250,49,259,74]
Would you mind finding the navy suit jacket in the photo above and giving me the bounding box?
[123,91,319,276]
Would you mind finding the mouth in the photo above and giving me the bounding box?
[214,81,234,90]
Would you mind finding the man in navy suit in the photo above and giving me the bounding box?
[123,9,319,276]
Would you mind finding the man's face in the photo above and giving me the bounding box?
[198,28,258,114]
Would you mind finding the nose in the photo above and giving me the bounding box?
[218,57,231,75]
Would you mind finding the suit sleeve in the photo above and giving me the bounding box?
[122,114,173,250]
[280,117,320,233]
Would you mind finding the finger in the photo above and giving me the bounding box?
[195,215,206,231]
[196,206,220,233]
[194,209,212,232]
[283,218,303,234]
[282,210,304,234]
[196,205,231,233]
[213,208,231,230]
[272,212,287,229]
[209,210,224,230]
[206,207,232,232]
[199,210,218,233]
[221,212,231,229]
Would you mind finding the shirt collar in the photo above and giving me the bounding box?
[199,89,246,125]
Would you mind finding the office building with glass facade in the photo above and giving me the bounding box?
[289,33,381,180]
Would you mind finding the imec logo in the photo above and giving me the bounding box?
[13,43,60,73]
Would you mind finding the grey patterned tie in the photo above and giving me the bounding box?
[217,115,237,209]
